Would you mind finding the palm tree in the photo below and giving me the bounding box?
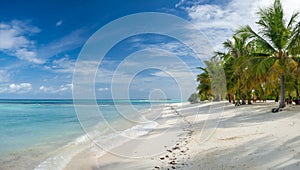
[197,57,226,101]
[221,34,253,104]
[197,67,212,101]
[217,51,236,103]
[205,57,226,101]
[236,0,300,108]
[292,56,300,99]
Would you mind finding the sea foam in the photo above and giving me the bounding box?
[35,121,158,170]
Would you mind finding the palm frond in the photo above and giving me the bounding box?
[287,12,299,29]
[236,25,277,53]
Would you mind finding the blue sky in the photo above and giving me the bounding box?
[0,0,299,99]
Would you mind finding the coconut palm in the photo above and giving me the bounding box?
[292,56,300,98]
[197,57,226,101]
[197,67,211,101]
[221,34,253,104]
[236,0,300,108]
[205,57,226,101]
[217,51,236,103]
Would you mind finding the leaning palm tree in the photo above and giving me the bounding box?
[236,0,300,108]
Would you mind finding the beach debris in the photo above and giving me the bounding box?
[272,108,281,113]
[219,136,240,141]
[169,160,177,165]
[172,146,180,150]
[158,106,193,170]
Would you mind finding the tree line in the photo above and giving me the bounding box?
[196,0,300,108]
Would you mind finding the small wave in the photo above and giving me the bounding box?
[34,134,91,170]
[35,121,158,170]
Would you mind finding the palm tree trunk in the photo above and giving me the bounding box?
[279,74,286,108]
[232,94,236,104]
[275,94,279,102]
[247,91,252,104]
[241,93,246,105]
[247,98,252,104]
[216,94,221,101]
[295,79,299,99]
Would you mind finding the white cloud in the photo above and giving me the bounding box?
[0,83,32,94]
[15,48,44,64]
[179,0,300,50]
[71,47,199,99]
[104,48,197,99]
[175,0,186,8]
[0,19,87,64]
[38,29,87,59]
[0,20,42,64]
[9,83,32,93]
[39,83,73,93]
[39,84,73,93]
[98,87,109,91]
[56,20,63,27]
[149,42,194,56]
[151,69,193,78]
[9,20,41,34]
[45,55,75,73]
[127,37,204,59]
[0,29,29,50]
[71,44,203,99]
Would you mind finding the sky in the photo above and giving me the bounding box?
[0,0,300,99]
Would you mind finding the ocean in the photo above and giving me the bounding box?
[0,99,180,170]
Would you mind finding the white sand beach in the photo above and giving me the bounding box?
[65,101,300,170]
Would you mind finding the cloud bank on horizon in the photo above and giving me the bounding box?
[0,0,299,99]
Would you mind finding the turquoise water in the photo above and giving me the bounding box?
[0,99,179,170]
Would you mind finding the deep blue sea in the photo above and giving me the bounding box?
[0,99,180,170]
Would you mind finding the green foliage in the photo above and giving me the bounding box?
[196,0,300,107]
[197,67,211,101]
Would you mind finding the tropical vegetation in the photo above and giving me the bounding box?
[196,0,300,108]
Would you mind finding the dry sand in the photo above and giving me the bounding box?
[65,101,300,170]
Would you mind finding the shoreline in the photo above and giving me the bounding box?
[64,102,191,169]
[64,101,300,169]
